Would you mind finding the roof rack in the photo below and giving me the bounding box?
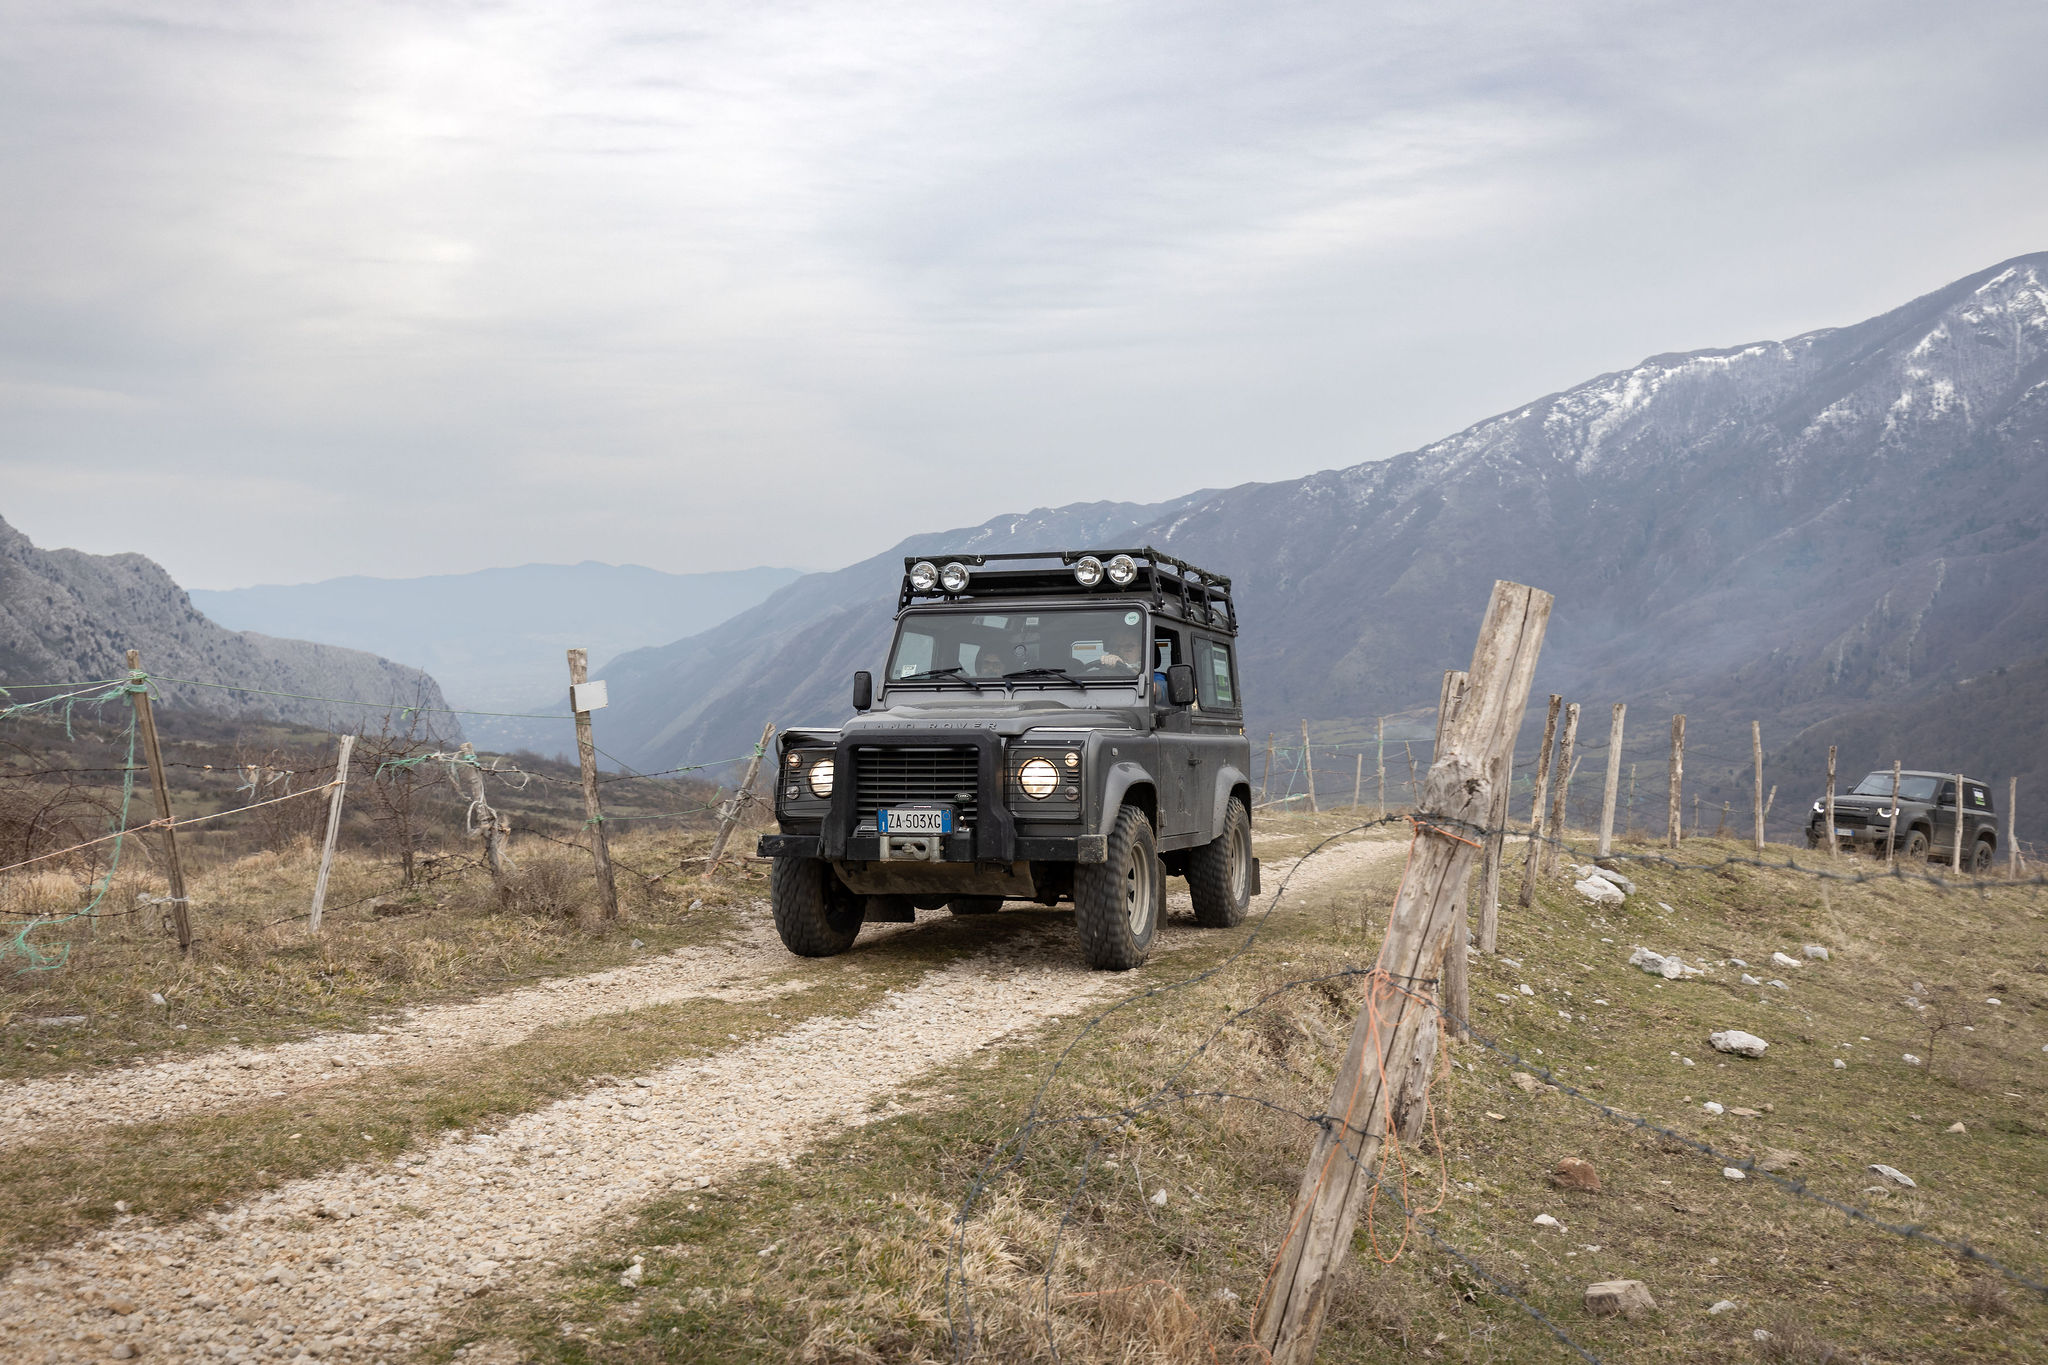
[897,548,1236,635]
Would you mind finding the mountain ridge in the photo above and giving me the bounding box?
[0,516,459,734]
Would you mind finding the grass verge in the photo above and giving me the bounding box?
[441,823,2048,1363]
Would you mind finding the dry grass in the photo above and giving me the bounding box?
[1,827,763,1081]
[442,817,2048,1363]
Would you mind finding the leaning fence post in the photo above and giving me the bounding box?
[709,720,777,873]
[1434,670,1470,1036]
[1252,580,1550,1364]
[125,650,192,952]
[308,733,356,932]
[1301,721,1319,814]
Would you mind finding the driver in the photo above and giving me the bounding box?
[1084,619,1144,673]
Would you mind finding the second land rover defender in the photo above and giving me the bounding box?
[757,548,1259,970]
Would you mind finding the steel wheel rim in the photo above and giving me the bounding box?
[1228,819,1249,901]
[1124,844,1154,935]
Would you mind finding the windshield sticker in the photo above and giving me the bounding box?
[1123,611,1140,625]
[1072,640,1105,664]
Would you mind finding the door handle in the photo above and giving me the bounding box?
[1187,753,1203,766]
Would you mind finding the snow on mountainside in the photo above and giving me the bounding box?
[547,254,2048,837]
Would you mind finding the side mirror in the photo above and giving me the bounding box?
[1165,663,1197,707]
[852,670,873,712]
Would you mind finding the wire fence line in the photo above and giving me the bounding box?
[946,810,2048,1363]
[0,666,767,969]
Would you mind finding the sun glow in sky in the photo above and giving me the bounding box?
[3,1,2046,586]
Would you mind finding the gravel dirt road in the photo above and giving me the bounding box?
[0,836,1403,1363]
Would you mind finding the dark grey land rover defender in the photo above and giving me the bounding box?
[1807,769,2001,870]
[756,548,1258,970]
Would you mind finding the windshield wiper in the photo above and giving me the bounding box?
[1003,667,1088,685]
[893,666,991,690]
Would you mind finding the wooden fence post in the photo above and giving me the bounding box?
[1404,743,1418,810]
[1352,754,1363,812]
[1251,580,1550,1364]
[2010,776,2019,878]
[1261,733,1275,804]
[1667,715,1685,848]
[125,650,192,952]
[1951,770,1965,872]
[567,649,619,922]
[1541,702,1579,876]
[1301,721,1319,814]
[308,733,356,932]
[1517,695,1562,908]
[1751,721,1765,851]
[1434,670,1470,1037]
[709,719,777,872]
[1376,717,1386,820]
[1597,703,1625,858]
[1823,746,1837,858]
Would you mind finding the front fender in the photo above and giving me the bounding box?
[1100,760,1157,828]
[1208,763,1253,838]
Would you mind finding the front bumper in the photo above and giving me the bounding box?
[759,831,1107,863]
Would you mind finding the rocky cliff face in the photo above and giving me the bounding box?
[0,516,457,735]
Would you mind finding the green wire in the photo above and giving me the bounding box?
[147,675,575,722]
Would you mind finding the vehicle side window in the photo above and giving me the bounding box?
[1194,637,1238,712]
[1969,784,1990,811]
[1937,781,1956,807]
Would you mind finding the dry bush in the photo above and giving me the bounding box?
[1751,1315,1847,1362]
[1959,1274,2012,1319]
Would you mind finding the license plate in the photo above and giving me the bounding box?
[1835,827,1856,837]
[880,806,953,835]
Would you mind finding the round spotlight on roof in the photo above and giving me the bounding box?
[1072,555,1104,587]
[938,561,971,593]
[1106,553,1139,586]
[908,560,939,592]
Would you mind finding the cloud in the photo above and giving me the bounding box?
[1,0,2045,587]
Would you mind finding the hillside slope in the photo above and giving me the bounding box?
[0,516,456,734]
[578,254,2048,839]
[192,562,801,714]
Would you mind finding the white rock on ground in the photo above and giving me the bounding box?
[1709,1030,1769,1058]
[1709,1299,1737,1314]
[1575,876,1625,905]
[1802,945,1829,961]
[1868,1164,1917,1188]
[1771,952,1802,970]
[1741,974,1763,986]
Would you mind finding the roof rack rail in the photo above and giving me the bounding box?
[897,547,1236,635]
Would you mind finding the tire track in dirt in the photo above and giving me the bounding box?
[0,836,1406,1364]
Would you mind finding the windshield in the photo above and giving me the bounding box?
[1849,773,1939,801]
[887,607,1148,685]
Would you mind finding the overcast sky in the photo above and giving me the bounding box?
[3,1,2046,589]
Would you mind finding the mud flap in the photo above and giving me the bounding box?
[1249,858,1261,896]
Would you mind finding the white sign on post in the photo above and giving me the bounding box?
[571,680,609,713]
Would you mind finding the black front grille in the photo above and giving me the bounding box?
[854,746,980,826]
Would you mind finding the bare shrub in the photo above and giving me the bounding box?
[1752,1315,1845,1363]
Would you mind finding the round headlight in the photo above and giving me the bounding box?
[1073,555,1104,587]
[909,560,939,591]
[939,561,971,593]
[1812,801,1824,814]
[808,758,835,798]
[1019,757,1059,799]
[1106,553,1138,586]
